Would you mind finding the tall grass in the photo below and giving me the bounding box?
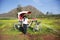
[0,18,60,35]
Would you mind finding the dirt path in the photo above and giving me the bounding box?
[0,33,60,40]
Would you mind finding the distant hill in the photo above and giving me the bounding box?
[0,9,17,18]
[0,5,44,18]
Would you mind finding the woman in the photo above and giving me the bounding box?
[22,16,29,34]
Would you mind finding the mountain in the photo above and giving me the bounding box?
[0,9,17,18]
[22,5,44,18]
[0,5,44,18]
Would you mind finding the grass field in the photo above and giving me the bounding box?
[0,18,60,40]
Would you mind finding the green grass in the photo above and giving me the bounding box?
[0,18,60,35]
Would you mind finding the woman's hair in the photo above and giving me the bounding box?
[23,15,27,18]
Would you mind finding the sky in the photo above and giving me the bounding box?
[0,0,60,14]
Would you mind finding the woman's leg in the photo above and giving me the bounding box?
[23,24,27,34]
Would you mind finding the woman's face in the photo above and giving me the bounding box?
[24,16,26,18]
[24,16,27,18]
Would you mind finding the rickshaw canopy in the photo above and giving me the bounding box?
[18,11,31,21]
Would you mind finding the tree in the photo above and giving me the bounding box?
[16,5,22,18]
[46,11,49,15]
[46,11,53,15]
[17,5,22,12]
